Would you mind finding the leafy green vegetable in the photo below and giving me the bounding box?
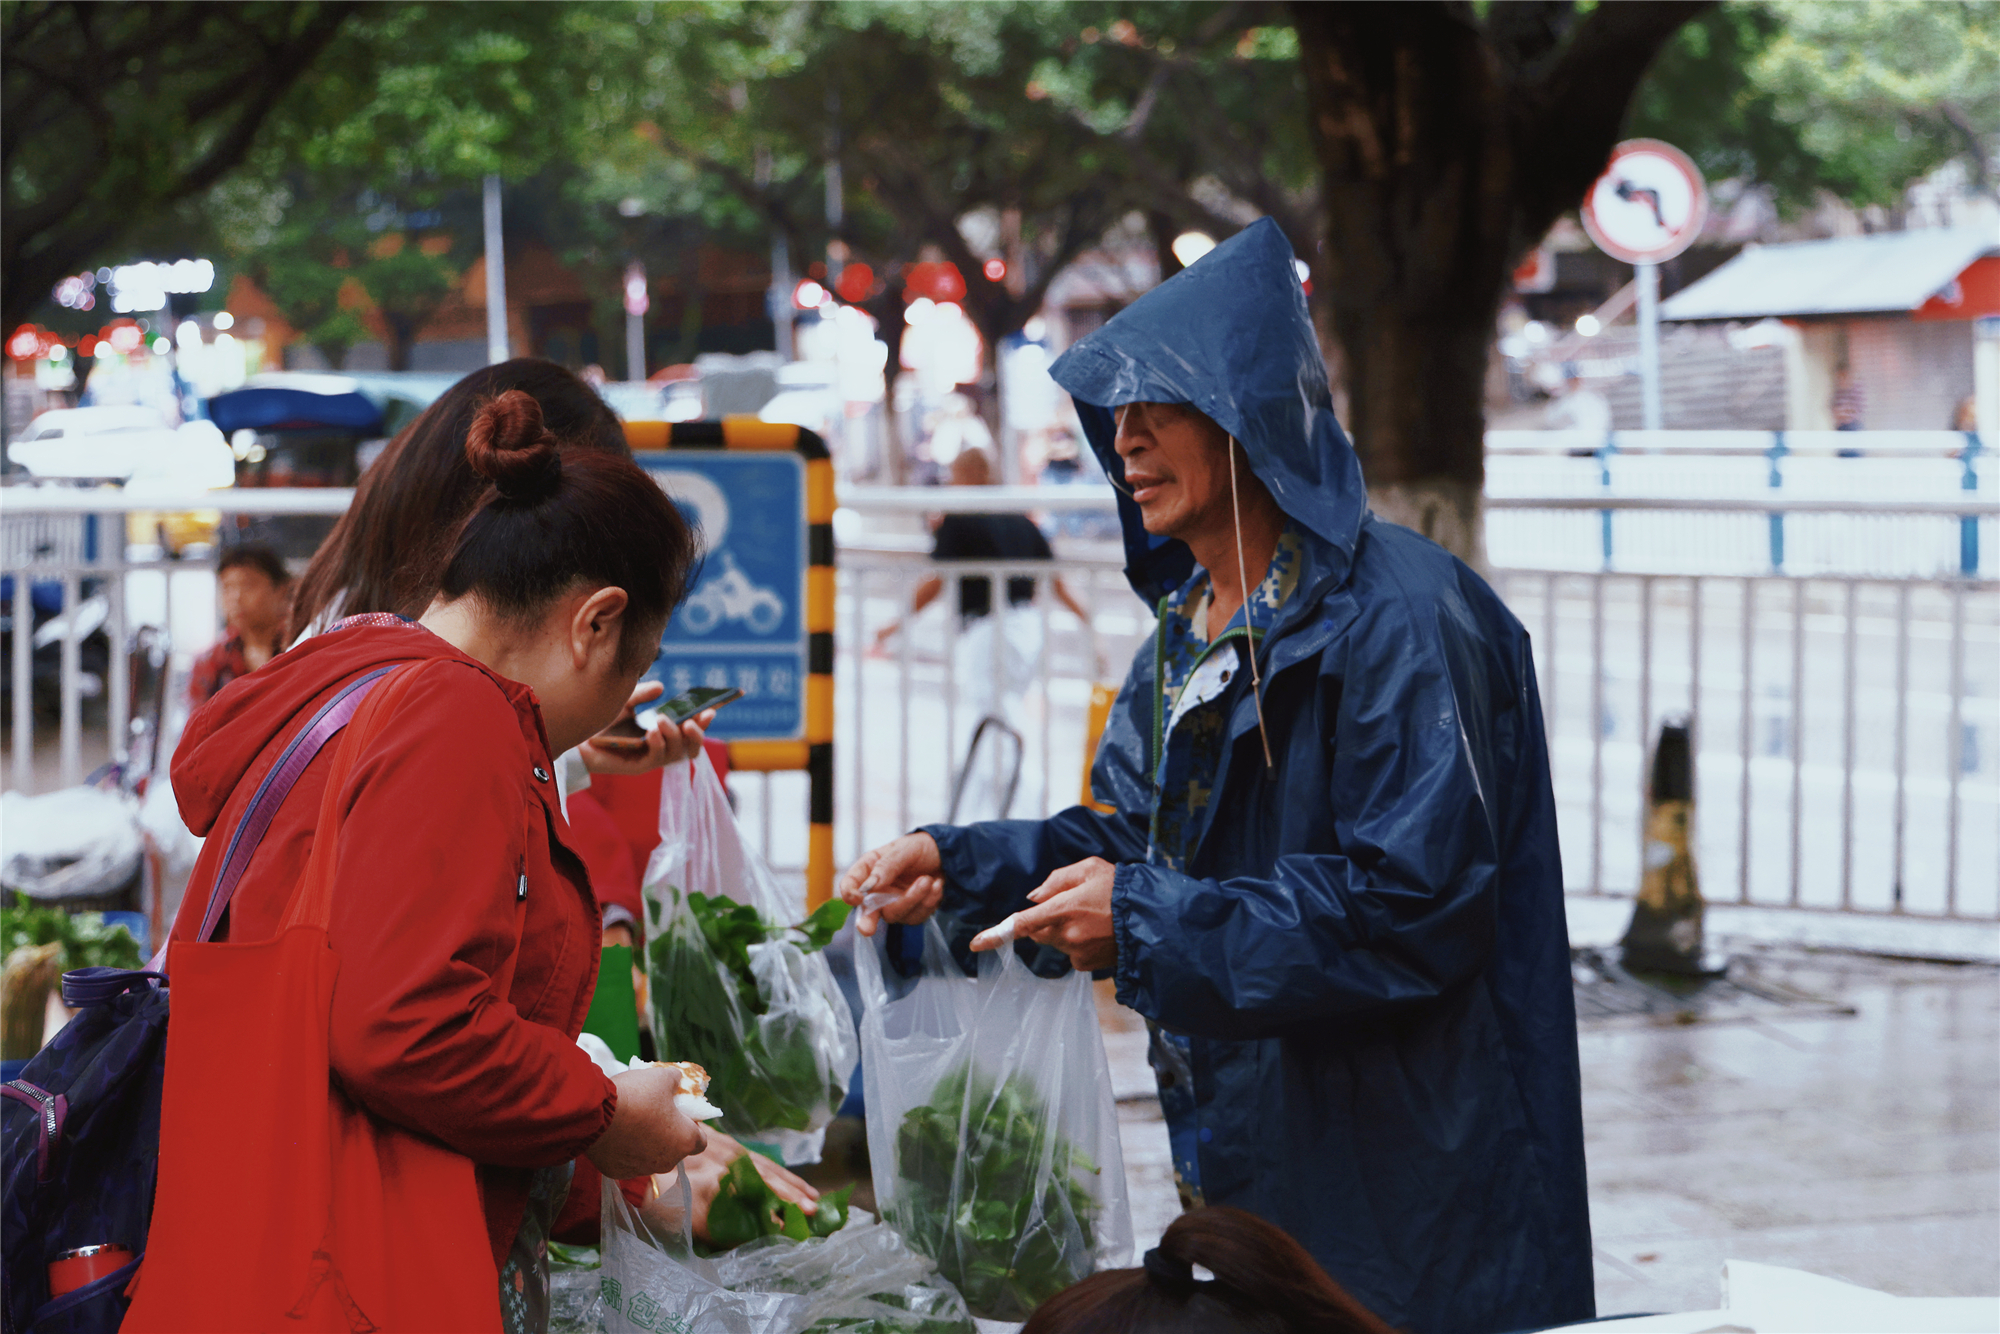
[1,892,142,971]
[802,1284,976,1334]
[889,1060,1100,1321]
[705,1153,856,1251]
[648,888,851,1133]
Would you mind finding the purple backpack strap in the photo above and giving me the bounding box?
[164,665,398,964]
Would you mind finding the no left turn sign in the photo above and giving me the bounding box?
[1581,139,1708,266]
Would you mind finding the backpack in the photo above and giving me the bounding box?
[1,667,395,1334]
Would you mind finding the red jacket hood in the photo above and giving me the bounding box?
[174,619,554,838]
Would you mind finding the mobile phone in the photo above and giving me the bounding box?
[594,685,744,749]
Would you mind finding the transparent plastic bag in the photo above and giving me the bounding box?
[856,919,1132,1322]
[644,753,857,1162]
[580,1175,975,1334]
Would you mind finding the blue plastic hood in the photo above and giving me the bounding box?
[1048,217,1367,603]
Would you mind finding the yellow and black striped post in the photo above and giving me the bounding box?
[626,417,836,907]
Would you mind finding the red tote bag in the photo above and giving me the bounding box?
[125,666,503,1333]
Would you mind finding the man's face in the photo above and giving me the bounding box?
[217,566,288,639]
[1112,402,1233,540]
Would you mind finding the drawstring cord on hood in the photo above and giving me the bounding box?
[1230,437,1276,772]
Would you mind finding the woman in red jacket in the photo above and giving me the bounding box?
[169,392,705,1329]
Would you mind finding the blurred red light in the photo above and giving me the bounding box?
[835,263,874,304]
[983,258,1006,282]
[904,262,967,304]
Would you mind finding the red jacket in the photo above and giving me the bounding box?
[171,618,617,1268]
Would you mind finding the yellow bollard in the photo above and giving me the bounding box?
[1619,719,1712,974]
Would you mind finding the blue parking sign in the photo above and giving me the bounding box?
[641,452,807,740]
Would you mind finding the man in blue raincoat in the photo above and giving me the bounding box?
[838,219,1592,1334]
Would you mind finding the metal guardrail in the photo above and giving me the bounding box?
[6,449,1994,926]
[831,547,1996,926]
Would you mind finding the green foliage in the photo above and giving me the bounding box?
[1629,1,2000,212]
[890,1060,1099,1322]
[1753,0,2000,207]
[648,889,851,1133]
[704,1153,855,1250]
[1,893,143,972]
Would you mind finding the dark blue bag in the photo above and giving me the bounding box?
[0,668,392,1334]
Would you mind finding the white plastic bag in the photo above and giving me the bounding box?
[644,753,857,1163]
[566,1176,976,1334]
[857,919,1131,1322]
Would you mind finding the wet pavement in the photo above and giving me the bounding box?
[1100,943,2000,1316]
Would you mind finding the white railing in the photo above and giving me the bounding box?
[5,431,1994,929]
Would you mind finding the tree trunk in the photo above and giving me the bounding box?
[1290,0,1708,567]
[386,315,417,372]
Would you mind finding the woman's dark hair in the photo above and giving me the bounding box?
[437,389,696,671]
[290,359,628,638]
[216,541,290,588]
[1020,1208,1396,1334]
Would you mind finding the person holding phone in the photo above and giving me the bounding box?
[290,358,712,787]
[167,392,710,1329]
[275,360,819,1259]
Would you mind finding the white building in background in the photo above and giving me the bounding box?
[1660,228,2000,432]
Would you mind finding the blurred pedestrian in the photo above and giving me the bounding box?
[840,220,1591,1334]
[145,392,711,1332]
[1022,1206,1395,1334]
[1832,364,1866,430]
[873,446,1091,816]
[187,542,291,706]
[1545,364,1611,436]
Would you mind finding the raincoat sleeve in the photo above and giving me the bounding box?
[322,667,616,1168]
[1112,598,1514,1041]
[924,637,1156,927]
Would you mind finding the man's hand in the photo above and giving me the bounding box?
[673,1130,819,1242]
[837,833,943,936]
[970,857,1117,972]
[589,1065,706,1179]
[579,680,712,775]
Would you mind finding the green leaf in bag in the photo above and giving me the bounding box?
[889,1060,1101,1321]
[648,888,851,1132]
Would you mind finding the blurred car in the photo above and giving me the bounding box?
[596,380,670,422]
[8,412,233,491]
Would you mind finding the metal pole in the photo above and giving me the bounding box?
[1638,574,1653,884]
[771,231,795,362]
[1892,583,1910,911]
[483,174,509,365]
[1787,578,1805,906]
[11,559,31,790]
[1840,580,1857,911]
[1589,574,1604,894]
[1737,578,1754,903]
[1946,582,1965,916]
[624,260,648,383]
[1688,575,1702,861]
[1637,260,1662,430]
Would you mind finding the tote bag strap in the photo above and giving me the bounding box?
[190,664,404,946]
[279,661,428,935]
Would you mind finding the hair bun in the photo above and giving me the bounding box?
[465,390,563,502]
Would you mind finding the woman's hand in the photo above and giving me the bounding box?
[837,833,944,936]
[588,1066,707,1179]
[579,680,712,775]
[671,1130,820,1242]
